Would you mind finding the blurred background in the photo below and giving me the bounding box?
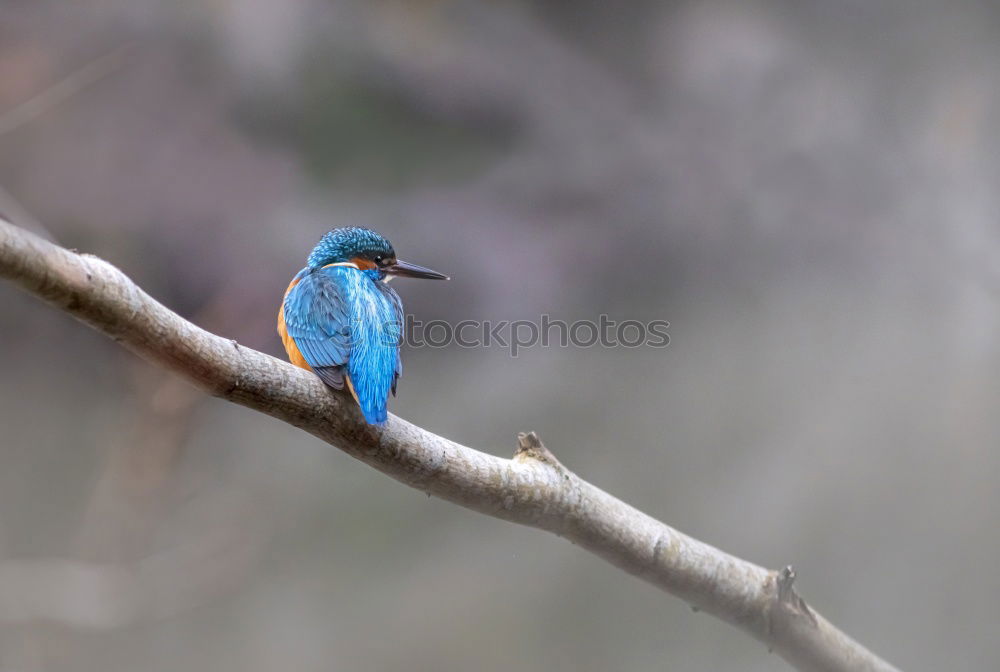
[1,1,998,670]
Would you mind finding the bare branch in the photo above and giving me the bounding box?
[0,218,900,672]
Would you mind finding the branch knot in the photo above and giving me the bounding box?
[767,565,819,649]
[514,431,565,472]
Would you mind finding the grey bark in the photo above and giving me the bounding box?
[0,218,900,672]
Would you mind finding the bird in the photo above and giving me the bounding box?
[278,227,448,424]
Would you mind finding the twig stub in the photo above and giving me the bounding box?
[769,564,819,638]
[514,431,565,471]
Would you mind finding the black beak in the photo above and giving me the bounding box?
[384,259,449,280]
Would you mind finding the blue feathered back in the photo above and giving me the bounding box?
[283,266,402,424]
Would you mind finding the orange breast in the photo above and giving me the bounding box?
[278,276,312,371]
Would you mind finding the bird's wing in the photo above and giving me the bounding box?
[374,281,404,396]
[282,268,352,389]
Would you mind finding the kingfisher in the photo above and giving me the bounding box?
[278,227,448,424]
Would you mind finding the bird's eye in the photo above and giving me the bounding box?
[374,255,384,265]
